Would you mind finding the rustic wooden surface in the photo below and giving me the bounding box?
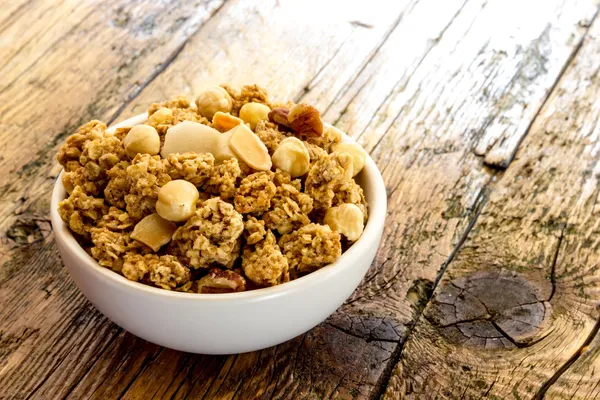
[2,0,600,398]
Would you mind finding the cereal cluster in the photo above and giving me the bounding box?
[57,85,369,293]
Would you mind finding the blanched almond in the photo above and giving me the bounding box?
[131,213,177,251]
[228,124,272,171]
[160,121,220,158]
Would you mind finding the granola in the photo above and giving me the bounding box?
[56,84,370,293]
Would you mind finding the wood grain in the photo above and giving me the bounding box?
[384,13,600,399]
[1,0,600,398]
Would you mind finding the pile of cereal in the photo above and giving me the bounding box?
[56,84,369,293]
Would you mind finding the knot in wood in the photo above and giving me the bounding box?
[426,270,551,349]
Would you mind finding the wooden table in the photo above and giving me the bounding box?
[2,0,600,398]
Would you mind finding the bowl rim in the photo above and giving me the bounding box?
[50,112,387,301]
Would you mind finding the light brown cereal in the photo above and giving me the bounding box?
[243,216,267,245]
[124,154,171,221]
[234,172,276,214]
[165,153,214,187]
[90,227,148,271]
[279,223,342,276]
[202,158,241,200]
[58,186,108,238]
[171,198,244,268]
[305,152,353,211]
[242,231,289,286]
[122,253,191,290]
[263,183,313,235]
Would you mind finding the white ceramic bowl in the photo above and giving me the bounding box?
[50,113,387,354]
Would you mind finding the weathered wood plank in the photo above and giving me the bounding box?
[0,0,98,84]
[384,14,600,399]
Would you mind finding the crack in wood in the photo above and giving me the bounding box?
[533,309,600,400]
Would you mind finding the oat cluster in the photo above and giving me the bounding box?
[57,84,368,293]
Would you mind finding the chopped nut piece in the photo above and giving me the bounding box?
[213,129,237,163]
[271,137,310,178]
[195,86,233,119]
[331,142,367,177]
[234,172,276,214]
[212,111,243,132]
[202,157,241,199]
[58,186,108,238]
[122,253,190,290]
[243,216,267,245]
[196,268,246,293]
[148,107,174,125]
[228,124,272,171]
[156,180,199,222]
[123,125,160,158]
[239,102,271,130]
[242,231,289,286]
[279,223,341,276]
[130,213,177,251]
[324,203,365,241]
[164,153,214,187]
[288,103,323,137]
[268,108,290,127]
[160,121,221,158]
[171,198,244,268]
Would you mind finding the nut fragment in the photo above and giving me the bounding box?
[156,180,199,222]
[288,103,323,136]
[268,108,290,127]
[331,142,367,177]
[271,137,310,178]
[239,102,271,130]
[149,107,174,125]
[195,86,233,119]
[130,213,177,251]
[212,111,243,132]
[160,121,221,158]
[123,124,160,158]
[196,268,246,293]
[228,124,272,171]
[324,203,364,241]
[213,129,236,163]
